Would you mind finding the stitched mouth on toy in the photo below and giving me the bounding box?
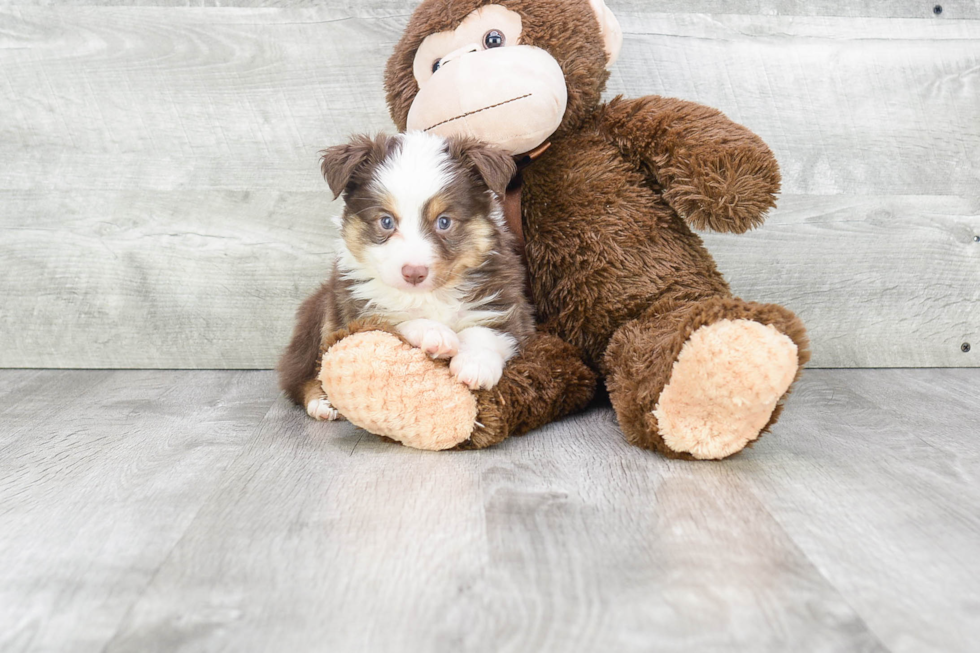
[422,94,532,132]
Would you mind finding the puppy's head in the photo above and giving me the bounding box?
[321,132,515,293]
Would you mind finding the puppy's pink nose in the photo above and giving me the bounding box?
[401,264,429,285]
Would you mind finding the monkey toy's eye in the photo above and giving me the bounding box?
[431,59,442,74]
[436,215,452,231]
[483,30,505,49]
[379,215,395,231]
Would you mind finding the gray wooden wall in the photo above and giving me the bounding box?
[1,0,978,369]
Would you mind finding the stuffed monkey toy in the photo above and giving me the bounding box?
[310,0,810,459]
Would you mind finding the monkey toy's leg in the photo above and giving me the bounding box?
[603,295,810,460]
[465,330,598,448]
[318,321,597,451]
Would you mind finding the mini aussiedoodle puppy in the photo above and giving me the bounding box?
[279,131,534,421]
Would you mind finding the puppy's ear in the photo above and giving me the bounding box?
[320,134,394,199]
[447,137,517,197]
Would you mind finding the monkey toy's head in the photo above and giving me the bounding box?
[385,0,622,157]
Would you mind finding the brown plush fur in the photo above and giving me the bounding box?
[330,0,808,456]
[463,330,598,449]
[603,297,810,459]
[319,319,596,450]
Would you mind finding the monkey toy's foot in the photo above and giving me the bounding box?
[319,324,476,451]
[606,297,810,460]
[318,321,596,451]
[653,319,799,459]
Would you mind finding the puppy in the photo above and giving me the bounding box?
[278,131,534,421]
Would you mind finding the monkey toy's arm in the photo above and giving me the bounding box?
[596,95,781,234]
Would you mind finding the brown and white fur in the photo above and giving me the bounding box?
[278,131,534,421]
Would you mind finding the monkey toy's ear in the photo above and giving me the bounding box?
[320,134,391,199]
[447,137,517,198]
[589,0,623,68]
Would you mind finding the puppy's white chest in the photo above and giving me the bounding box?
[354,278,467,328]
[405,302,462,329]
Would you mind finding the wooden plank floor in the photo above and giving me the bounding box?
[0,369,977,652]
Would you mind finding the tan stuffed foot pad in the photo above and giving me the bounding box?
[653,319,799,460]
[319,330,477,451]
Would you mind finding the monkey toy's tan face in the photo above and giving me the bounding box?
[407,5,566,156]
[389,0,623,157]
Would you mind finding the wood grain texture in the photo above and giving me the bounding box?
[5,1,980,20]
[0,6,978,367]
[0,370,275,653]
[730,368,980,653]
[0,190,339,368]
[103,392,886,653]
[610,0,980,19]
[2,369,978,652]
[704,195,980,368]
[609,13,980,196]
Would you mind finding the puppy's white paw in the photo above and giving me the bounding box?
[450,349,504,390]
[397,319,459,359]
[307,397,344,421]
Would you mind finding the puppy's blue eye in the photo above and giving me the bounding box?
[436,216,452,231]
[380,215,395,230]
[432,59,442,74]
